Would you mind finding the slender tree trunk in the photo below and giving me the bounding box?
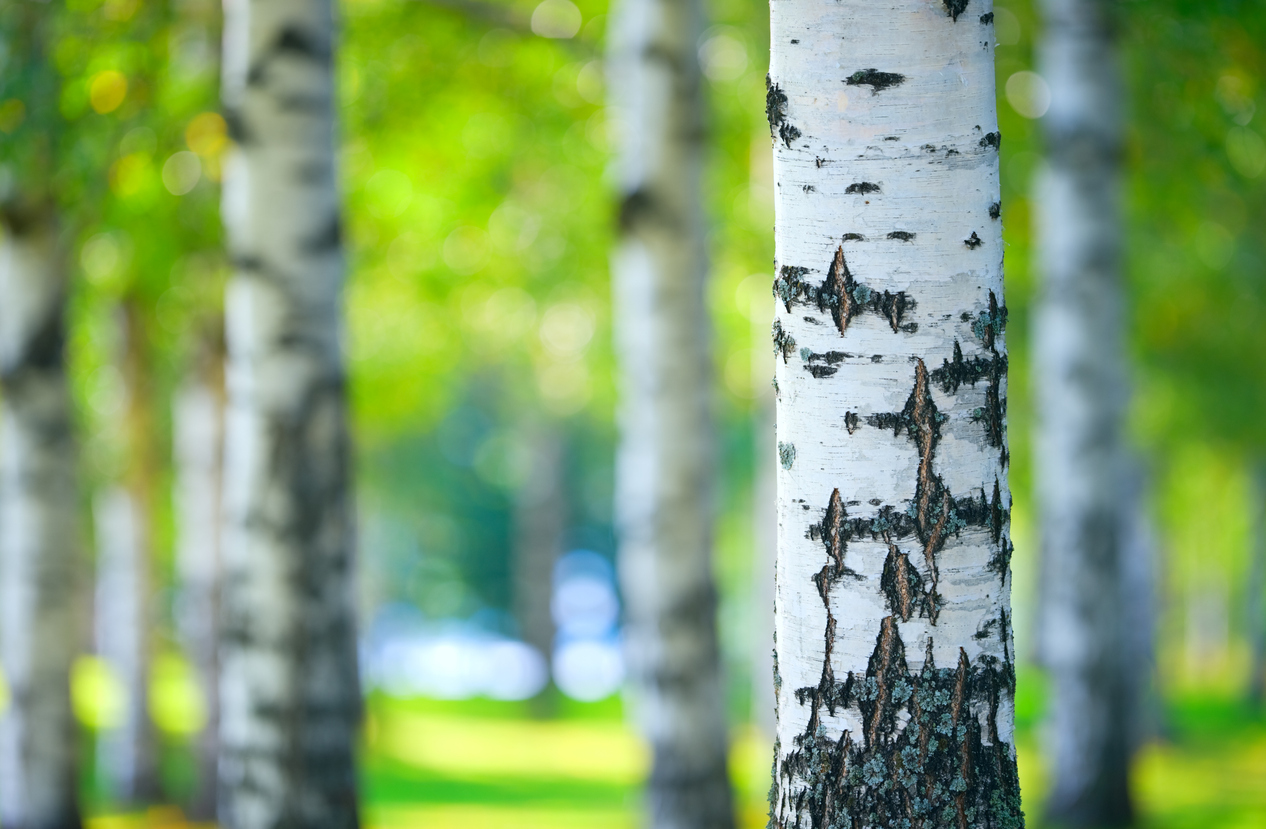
[608,0,735,823]
[94,301,162,805]
[218,0,360,826]
[0,6,84,825]
[1033,0,1133,825]
[1119,461,1156,753]
[174,331,226,820]
[767,3,1023,827]
[0,218,84,829]
[512,426,565,713]
[1247,459,1266,707]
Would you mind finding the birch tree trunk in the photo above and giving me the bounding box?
[1246,460,1266,707]
[767,3,1024,826]
[219,0,360,826]
[607,0,736,823]
[0,219,84,829]
[174,332,226,820]
[94,301,161,804]
[0,6,85,826]
[512,426,565,711]
[1033,0,1132,824]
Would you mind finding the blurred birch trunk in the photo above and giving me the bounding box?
[174,329,226,820]
[607,0,736,822]
[0,221,84,829]
[767,2,1023,826]
[218,0,360,826]
[1034,0,1134,824]
[512,426,565,712]
[94,300,161,804]
[0,6,85,826]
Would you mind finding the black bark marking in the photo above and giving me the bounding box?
[964,232,983,250]
[777,621,1024,829]
[973,291,1008,350]
[989,201,1002,220]
[776,248,916,336]
[980,12,994,24]
[881,540,925,622]
[801,350,847,379]
[301,218,342,254]
[772,319,797,364]
[845,69,906,93]
[803,185,817,193]
[766,75,801,147]
[842,233,865,242]
[944,0,970,21]
[980,132,1001,150]
[887,231,916,242]
[844,412,859,435]
[618,188,656,231]
[845,182,881,195]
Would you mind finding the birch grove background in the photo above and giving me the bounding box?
[0,0,1264,827]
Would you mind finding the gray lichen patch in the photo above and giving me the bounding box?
[780,442,797,470]
[773,319,797,364]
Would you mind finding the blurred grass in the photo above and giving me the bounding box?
[83,690,1266,829]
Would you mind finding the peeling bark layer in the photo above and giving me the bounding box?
[1033,0,1133,825]
[608,0,735,822]
[219,1,360,827]
[769,2,1022,827]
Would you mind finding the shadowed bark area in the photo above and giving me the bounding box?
[1033,0,1134,825]
[0,5,84,828]
[608,0,735,822]
[218,1,360,827]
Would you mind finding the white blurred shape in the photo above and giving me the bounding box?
[1005,71,1050,119]
[553,639,623,702]
[531,0,581,39]
[162,151,201,195]
[552,575,618,639]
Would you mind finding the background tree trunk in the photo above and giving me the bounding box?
[0,219,84,829]
[94,300,162,805]
[1247,459,1266,707]
[218,0,361,826]
[1033,0,1134,824]
[607,0,736,822]
[767,2,1023,826]
[174,329,226,821]
[0,6,84,825]
[512,425,565,714]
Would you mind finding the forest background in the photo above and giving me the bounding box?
[9,0,1266,825]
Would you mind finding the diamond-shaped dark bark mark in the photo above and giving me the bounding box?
[821,246,857,335]
[989,479,1005,545]
[845,69,906,93]
[818,488,847,597]
[862,616,909,748]
[881,538,925,622]
[964,232,983,249]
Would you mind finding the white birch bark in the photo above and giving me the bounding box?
[1033,0,1132,823]
[0,220,84,829]
[607,0,735,823]
[173,340,225,820]
[219,0,360,826]
[93,486,159,803]
[768,2,1023,826]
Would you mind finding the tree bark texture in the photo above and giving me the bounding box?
[219,1,360,826]
[0,218,84,829]
[94,301,162,804]
[607,0,736,823]
[1033,0,1133,825]
[767,3,1024,827]
[174,334,226,820]
[512,426,565,710]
